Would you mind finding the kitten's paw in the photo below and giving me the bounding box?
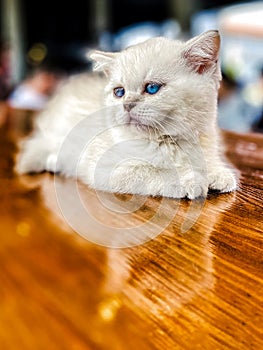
[181,173,208,199]
[164,173,208,199]
[208,168,237,193]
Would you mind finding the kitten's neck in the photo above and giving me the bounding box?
[157,134,179,145]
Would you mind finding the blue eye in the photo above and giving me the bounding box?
[114,87,125,98]
[145,83,162,95]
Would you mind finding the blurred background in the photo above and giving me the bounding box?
[0,0,263,133]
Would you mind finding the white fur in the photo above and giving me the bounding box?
[15,30,237,199]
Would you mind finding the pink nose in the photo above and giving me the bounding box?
[124,102,136,112]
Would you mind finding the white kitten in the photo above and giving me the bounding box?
[15,30,237,199]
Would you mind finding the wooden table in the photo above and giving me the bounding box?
[0,113,262,350]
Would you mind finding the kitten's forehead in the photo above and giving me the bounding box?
[125,36,181,54]
[112,37,182,84]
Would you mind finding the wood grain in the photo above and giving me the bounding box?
[0,113,262,350]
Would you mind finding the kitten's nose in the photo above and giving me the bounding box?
[124,102,136,112]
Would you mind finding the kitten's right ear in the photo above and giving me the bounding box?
[183,30,220,75]
[88,50,118,76]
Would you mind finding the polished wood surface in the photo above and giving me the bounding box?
[0,111,263,350]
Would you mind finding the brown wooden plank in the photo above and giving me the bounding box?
[0,117,262,350]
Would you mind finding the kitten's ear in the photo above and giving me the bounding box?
[89,50,118,76]
[183,30,220,75]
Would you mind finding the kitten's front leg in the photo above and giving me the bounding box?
[168,169,208,199]
[200,134,238,193]
[103,162,208,199]
[205,150,237,193]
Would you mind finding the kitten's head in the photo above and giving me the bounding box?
[90,30,221,138]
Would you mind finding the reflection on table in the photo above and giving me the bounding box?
[0,105,262,350]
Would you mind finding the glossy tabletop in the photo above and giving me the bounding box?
[0,111,262,350]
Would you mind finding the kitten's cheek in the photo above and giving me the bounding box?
[115,107,129,124]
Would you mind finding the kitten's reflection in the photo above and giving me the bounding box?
[103,193,236,307]
[20,173,236,346]
[22,172,213,248]
[22,173,235,298]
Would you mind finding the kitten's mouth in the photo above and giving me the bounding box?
[128,114,150,130]
[125,111,162,133]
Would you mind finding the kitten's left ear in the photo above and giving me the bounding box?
[183,30,220,75]
[89,50,118,76]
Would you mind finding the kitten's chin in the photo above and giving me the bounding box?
[128,115,153,132]
[131,123,152,133]
[132,123,165,138]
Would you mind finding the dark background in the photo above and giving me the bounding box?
[18,0,245,72]
[0,0,255,77]
[22,0,243,44]
[1,0,262,132]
